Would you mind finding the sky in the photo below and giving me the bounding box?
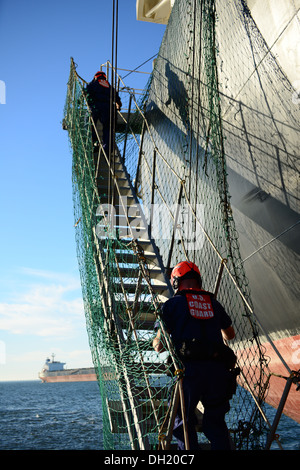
[0,0,166,381]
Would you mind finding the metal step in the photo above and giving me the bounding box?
[113,292,169,305]
[105,248,157,265]
[96,214,147,230]
[97,193,135,204]
[120,312,157,330]
[113,278,169,295]
[106,398,169,434]
[106,398,204,435]
[97,237,156,255]
[117,264,166,281]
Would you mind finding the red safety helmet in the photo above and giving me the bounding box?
[170,261,202,290]
[94,71,107,80]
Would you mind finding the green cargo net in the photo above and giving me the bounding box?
[62,0,295,450]
[63,58,186,451]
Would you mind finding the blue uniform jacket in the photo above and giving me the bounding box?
[86,79,121,114]
[159,289,232,355]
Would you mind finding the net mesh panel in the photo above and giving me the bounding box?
[135,0,271,448]
[63,0,300,450]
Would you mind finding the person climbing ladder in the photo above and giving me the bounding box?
[86,70,122,152]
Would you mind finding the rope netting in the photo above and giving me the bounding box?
[63,0,299,450]
[64,59,181,450]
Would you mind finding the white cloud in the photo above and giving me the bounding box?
[19,267,81,288]
[0,268,85,338]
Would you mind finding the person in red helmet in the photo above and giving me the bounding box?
[86,71,122,152]
[153,260,236,450]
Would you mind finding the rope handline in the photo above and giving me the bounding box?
[121,54,158,80]
[240,219,300,266]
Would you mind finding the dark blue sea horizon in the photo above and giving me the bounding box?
[0,380,299,451]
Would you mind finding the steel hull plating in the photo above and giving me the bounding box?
[229,170,300,423]
[261,335,300,424]
[238,334,300,423]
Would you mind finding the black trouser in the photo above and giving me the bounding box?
[91,106,117,153]
[173,360,232,450]
[91,109,109,148]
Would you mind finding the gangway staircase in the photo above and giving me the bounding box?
[91,134,205,450]
[63,59,204,449]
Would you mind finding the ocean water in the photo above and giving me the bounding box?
[0,380,103,450]
[0,380,299,451]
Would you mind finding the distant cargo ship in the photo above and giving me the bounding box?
[39,355,97,383]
